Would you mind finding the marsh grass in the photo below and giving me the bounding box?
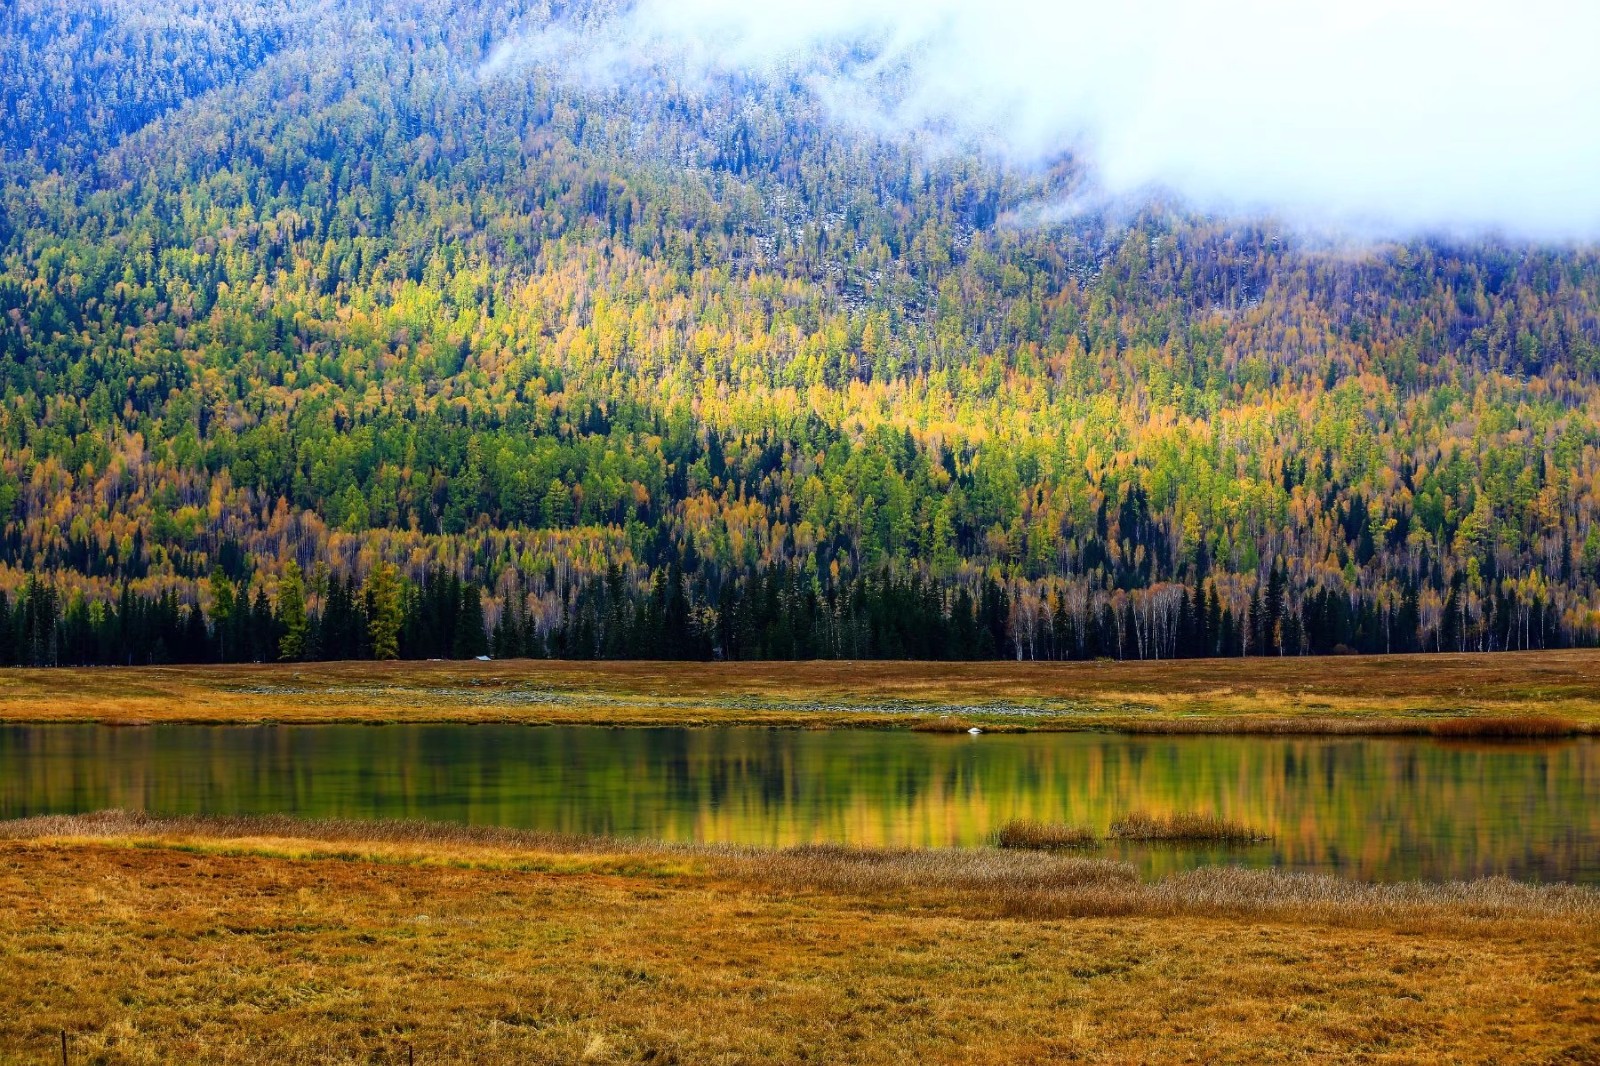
[4,811,1598,1065]
[1429,715,1580,739]
[0,809,639,853]
[1109,811,1270,844]
[1116,716,1431,735]
[6,818,1597,1066]
[993,820,1099,850]
[7,811,1593,929]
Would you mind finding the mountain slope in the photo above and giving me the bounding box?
[2,0,1599,663]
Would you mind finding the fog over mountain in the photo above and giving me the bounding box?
[533,0,1600,240]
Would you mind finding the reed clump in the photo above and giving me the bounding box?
[1428,716,1579,739]
[993,820,1099,851]
[1109,811,1270,844]
[751,843,1137,902]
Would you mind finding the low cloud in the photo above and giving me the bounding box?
[546,0,1600,241]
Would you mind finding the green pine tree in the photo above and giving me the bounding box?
[208,569,235,661]
[277,561,308,661]
[365,561,403,661]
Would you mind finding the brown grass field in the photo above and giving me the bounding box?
[1,812,1596,1064]
[2,648,1600,732]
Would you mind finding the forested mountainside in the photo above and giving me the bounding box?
[2,0,1599,665]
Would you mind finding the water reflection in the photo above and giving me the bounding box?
[1,724,1594,883]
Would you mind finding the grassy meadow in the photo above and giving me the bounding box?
[1,812,1596,1064]
[0,649,1598,732]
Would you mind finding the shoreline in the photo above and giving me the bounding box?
[6,810,1595,915]
[0,651,1598,735]
[10,714,1598,738]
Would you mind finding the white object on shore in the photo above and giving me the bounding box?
[968,727,982,735]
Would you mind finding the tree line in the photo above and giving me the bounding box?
[0,556,1571,668]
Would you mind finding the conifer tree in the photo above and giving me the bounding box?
[365,561,403,661]
[209,570,235,662]
[277,561,308,661]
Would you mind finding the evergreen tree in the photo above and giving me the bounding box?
[277,561,309,661]
[365,562,403,661]
[452,584,488,658]
[209,570,236,662]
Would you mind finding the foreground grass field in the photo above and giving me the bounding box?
[1,813,1596,1064]
[2,649,1600,732]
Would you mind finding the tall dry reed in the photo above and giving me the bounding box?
[1109,811,1269,843]
[993,820,1099,850]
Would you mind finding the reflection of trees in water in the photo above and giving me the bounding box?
[1,725,1595,883]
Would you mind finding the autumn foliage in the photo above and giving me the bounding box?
[2,0,1599,663]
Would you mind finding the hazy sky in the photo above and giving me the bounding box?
[601,0,1600,240]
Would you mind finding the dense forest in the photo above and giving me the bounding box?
[0,0,1597,665]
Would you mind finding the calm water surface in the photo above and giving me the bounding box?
[2,724,1595,883]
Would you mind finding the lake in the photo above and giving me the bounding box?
[2,724,1594,883]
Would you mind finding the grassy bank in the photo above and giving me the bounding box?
[1,650,1600,733]
[0,812,1595,1064]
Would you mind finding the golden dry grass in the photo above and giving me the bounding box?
[0,813,1597,1064]
[2,649,1600,733]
